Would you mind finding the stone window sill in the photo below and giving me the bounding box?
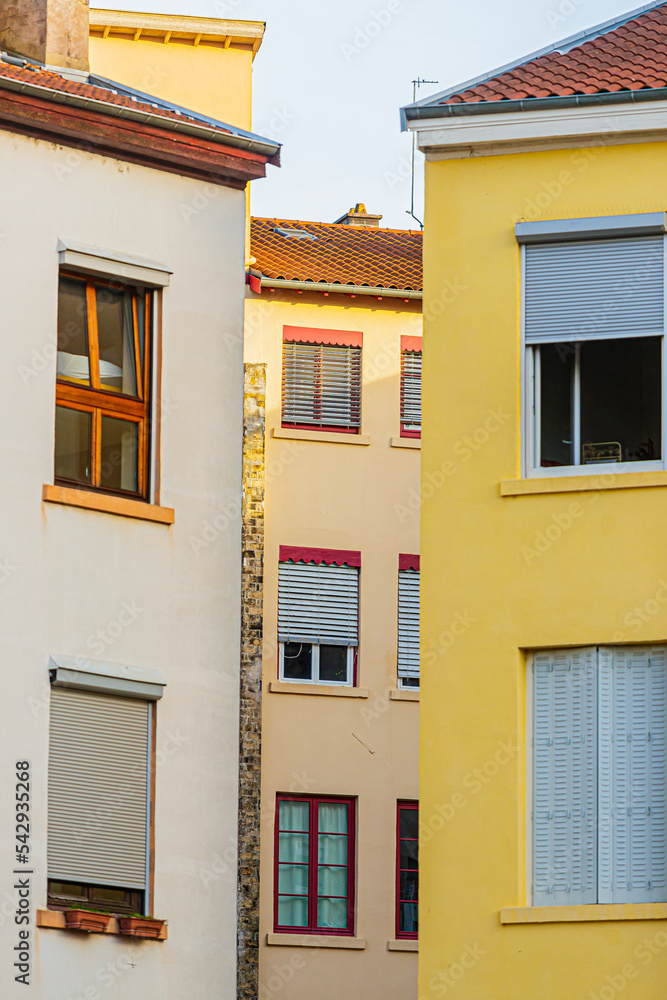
[500,471,667,497]
[37,909,168,939]
[268,681,369,699]
[266,932,366,949]
[389,689,420,702]
[390,436,421,450]
[43,485,174,524]
[387,938,418,951]
[500,903,667,925]
[272,427,371,446]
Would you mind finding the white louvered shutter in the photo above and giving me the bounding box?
[48,688,149,890]
[532,647,597,905]
[598,645,667,904]
[278,561,359,646]
[525,236,664,343]
[282,342,362,430]
[397,569,420,681]
[400,351,422,432]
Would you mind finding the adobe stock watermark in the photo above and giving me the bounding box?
[588,928,667,1000]
[340,1,403,61]
[521,501,585,565]
[422,611,477,668]
[546,0,589,29]
[421,942,486,998]
[611,579,667,642]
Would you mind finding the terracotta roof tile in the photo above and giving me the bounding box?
[437,4,667,105]
[250,217,422,292]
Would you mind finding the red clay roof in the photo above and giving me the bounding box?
[250,217,423,291]
[438,2,667,105]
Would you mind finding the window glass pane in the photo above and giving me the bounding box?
[540,344,573,467]
[317,896,347,929]
[100,417,138,493]
[279,799,309,833]
[278,896,308,927]
[400,901,419,934]
[400,840,419,870]
[400,808,419,840]
[49,881,86,898]
[318,833,347,865]
[96,286,138,395]
[319,645,348,683]
[580,337,661,464]
[318,802,348,834]
[278,832,309,863]
[55,406,92,484]
[317,865,348,896]
[283,642,313,681]
[400,870,419,901]
[57,278,89,385]
[278,864,308,895]
[90,886,129,904]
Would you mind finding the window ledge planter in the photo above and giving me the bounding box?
[64,909,112,933]
[118,916,166,939]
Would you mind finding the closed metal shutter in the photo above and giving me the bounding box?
[400,351,422,433]
[282,342,362,430]
[278,561,359,646]
[398,569,420,681]
[525,236,664,343]
[48,688,149,890]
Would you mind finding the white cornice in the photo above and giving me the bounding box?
[409,99,667,160]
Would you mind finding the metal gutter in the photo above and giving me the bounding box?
[256,276,422,300]
[403,85,667,123]
[0,65,281,161]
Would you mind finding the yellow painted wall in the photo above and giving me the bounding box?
[245,289,421,1000]
[89,32,254,129]
[420,140,667,1000]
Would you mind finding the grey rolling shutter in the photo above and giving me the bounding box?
[400,351,422,432]
[282,342,362,429]
[532,647,597,905]
[48,688,149,890]
[525,236,664,343]
[278,561,359,646]
[398,569,420,681]
[598,645,667,904]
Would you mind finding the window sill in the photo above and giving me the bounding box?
[390,688,420,702]
[43,485,175,524]
[500,904,667,925]
[268,681,369,699]
[390,436,421,450]
[387,938,418,951]
[266,932,366,949]
[500,470,667,497]
[37,909,168,939]
[272,427,371,446]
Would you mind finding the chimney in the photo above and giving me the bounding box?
[0,0,90,72]
[334,203,383,228]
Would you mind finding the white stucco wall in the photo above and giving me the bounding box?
[0,130,246,999]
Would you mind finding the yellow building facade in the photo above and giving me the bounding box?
[406,4,667,999]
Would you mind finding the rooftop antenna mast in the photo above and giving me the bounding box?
[407,77,438,230]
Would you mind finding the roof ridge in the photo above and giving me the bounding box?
[252,216,422,235]
[403,0,667,112]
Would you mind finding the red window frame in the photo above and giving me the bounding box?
[400,336,422,440]
[274,794,356,936]
[396,800,419,939]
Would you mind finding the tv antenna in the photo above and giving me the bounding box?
[407,78,438,230]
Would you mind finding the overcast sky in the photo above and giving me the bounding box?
[92,0,638,228]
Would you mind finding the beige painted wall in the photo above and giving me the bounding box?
[245,289,421,1000]
[0,129,247,1000]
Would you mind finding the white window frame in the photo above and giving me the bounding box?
[278,641,355,686]
[521,240,667,479]
[397,675,420,691]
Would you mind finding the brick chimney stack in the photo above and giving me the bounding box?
[334,203,383,228]
[0,0,90,72]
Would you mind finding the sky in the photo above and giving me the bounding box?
[92,0,641,228]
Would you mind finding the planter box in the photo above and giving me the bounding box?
[64,909,111,933]
[118,916,165,939]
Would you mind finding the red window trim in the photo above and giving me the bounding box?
[399,554,420,572]
[283,326,363,348]
[396,800,419,940]
[400,335,422,353]
[279,545,361,568]
[274,794,356,936]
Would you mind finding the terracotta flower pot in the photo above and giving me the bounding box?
[118,916,165,939]
[64,909,112,933]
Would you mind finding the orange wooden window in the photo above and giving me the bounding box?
[55,273,152,500]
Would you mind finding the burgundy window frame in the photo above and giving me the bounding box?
[281,328,362,435]
[396,800,419,940]
[400,336,422,440]
[274,794,356,936]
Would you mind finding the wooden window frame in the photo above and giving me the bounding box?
[274,794,356,936]
[396,800,419,940]
[400,349,422,439]
[47,880,143,916]
[55,271,153,500]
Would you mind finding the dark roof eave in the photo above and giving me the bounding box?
[402,85,667,124]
